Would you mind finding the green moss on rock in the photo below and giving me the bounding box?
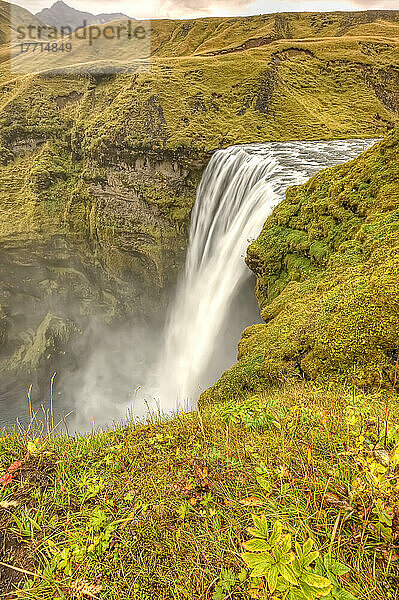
[202,129,399,404]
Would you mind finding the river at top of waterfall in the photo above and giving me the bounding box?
[146,138,377,415]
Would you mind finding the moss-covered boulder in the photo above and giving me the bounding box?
[203,129,399,403]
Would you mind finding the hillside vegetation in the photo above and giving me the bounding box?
[0,383,398,599]
[0,9,399,600]
[2,11,399,153]
[202,128,399,404]
[2,128,397,600]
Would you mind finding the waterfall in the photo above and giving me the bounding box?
[151,139,376,412]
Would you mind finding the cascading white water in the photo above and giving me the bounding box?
[151,138,377,412]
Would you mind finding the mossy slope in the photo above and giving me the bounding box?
[203,129,399,403]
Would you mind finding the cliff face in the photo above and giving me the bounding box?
[0,75,205,390]
[203,129,399,403]
[1,6,399,387]
[0,134,203,391]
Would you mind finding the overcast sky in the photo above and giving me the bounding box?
[15,0,399,20]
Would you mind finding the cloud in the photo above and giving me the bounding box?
[350,0,399,6]
[14,0,397,21]
[15,0,256,19]
[73,0,256,18]
[160,0,255,15]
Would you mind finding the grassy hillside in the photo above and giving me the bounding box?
[149,11,399,57]
[0,383,398,599]
[202,128,399,405]
[1,8,399,237]
[1,8,399,252]
[0,1,44,44]
[1,9,399,153]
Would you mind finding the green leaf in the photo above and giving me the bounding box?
[267,565,279,593]
[238,568,247,583]
[314,556,325,576]
[278,563,298,585]
[256,476,272,493]
[280,533,292,554]
[391,445,399,467]
[249,514,269,539]
[276,576,290,592]
[280,551,296,565]
[242,552,273,577]
[302,551,319,567]
[328,573,339,588]
[289,589,308,600]
[243,538,271,552]
[299,582,318,600]
[333,564,351,577]
[269,520,283,546]
[212,586,225,600]
[301,571,332,589]
[295,541,303,560]
[219,568,236,590]
[323,555,350,577]
[332,589,358,600]
[302,539,314,556]
[291,557,302,577]
[273,546,282,561]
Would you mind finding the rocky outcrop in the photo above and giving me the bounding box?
[0,142,203,396]
[68,148,205,310]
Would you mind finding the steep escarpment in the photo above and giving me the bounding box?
[1,6,399,387]
[0,130,202,393]
[0,75,204,391]
[203,129,399,403]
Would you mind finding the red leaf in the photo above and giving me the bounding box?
[0,473,13,486]
[8,460,22,474]
[222,498,233,507]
